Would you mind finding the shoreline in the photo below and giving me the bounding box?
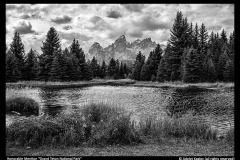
[6,140,234,156]
[6,79,234,90]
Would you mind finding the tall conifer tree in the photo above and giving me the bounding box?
[39,27,61,81]
[9,31,25,80]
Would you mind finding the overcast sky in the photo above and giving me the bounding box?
[6,4,234,54]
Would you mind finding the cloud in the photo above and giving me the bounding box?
[207,25,222,31]
[13,20,36,35]
[107,28,128,40]
[106,10,122,19]
[6,4,33,12]
[126,28,143,38]
[6,4,19,10]
[121,4,144,12]
[63,25,73,30]
[222,18,234,26]
[87,15,111,31]
[51,15,72,24]
[21,14,31,19]
[58,31,92,42]
[131,13,171,31]
[6,4,234,54]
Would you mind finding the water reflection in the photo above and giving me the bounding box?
[166,86,211,117]
[39,88,65,116]
[6,85,234,135]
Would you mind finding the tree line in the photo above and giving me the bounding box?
[6,27,131,82]
[131,11,234,83]
[6,11,234,83]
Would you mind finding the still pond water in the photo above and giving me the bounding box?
[6,85,234,135]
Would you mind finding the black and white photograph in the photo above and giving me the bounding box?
[6,4,234,156]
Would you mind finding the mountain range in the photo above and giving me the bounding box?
[87,35,165,64]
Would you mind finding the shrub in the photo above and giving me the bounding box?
[81,102,122,123]
[151,75,156,82]
[6,97,39,116]
[81,103,142,145]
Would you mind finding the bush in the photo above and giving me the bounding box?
[6,97,39,116]
[151,75,156,82]
[81,102,122,123]
[81,103,142,145]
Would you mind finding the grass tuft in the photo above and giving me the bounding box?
[139,113,217,140]
[6,97,39,116]
[225,127,234,143]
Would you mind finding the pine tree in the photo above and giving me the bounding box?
[228,31,234,61]
[99,60,107,79]
[132,61,143,81]
[123,63,128,78]
[115,59,120,79]
[146,50,154,65]
[212,33,222,68]
[24,48,38,80]
[118,62,124,79]
[208,59,217,82]
[63,47,70,57]
[182,17,191,48]
[193,23,199,49]
[9,31,25,80]
[220,29,228,45]
[162,43,172,81]
[223,59,234,82]
[208,31,215,47]
[182,47,201,83]
[197,23,208,82]
[6,51,19,82]
[140,63,151,81]
[188,22,194,47]
[148,44,163,77]
[198,23,208,54]
[180,47,189,81]
[167,11,190,81]
[91,56,100,78]
[49,53,61,81]
[69,39,86,80]
[40,27,62,81]
[203,54,217,82]
[157,56,166,82]
[83,61,93,81]
[58,52,69,81]
[108,58,117,78]
[132,51,145,80]
[62,50,75,81]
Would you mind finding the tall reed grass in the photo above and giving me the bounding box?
[6,102,224,148]
[6,102,142,148]
[139,112,218,140]
[225,127,234,143]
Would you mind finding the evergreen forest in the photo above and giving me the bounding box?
[6,11,234,83]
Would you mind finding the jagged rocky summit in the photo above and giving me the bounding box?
[88,35,164,64]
